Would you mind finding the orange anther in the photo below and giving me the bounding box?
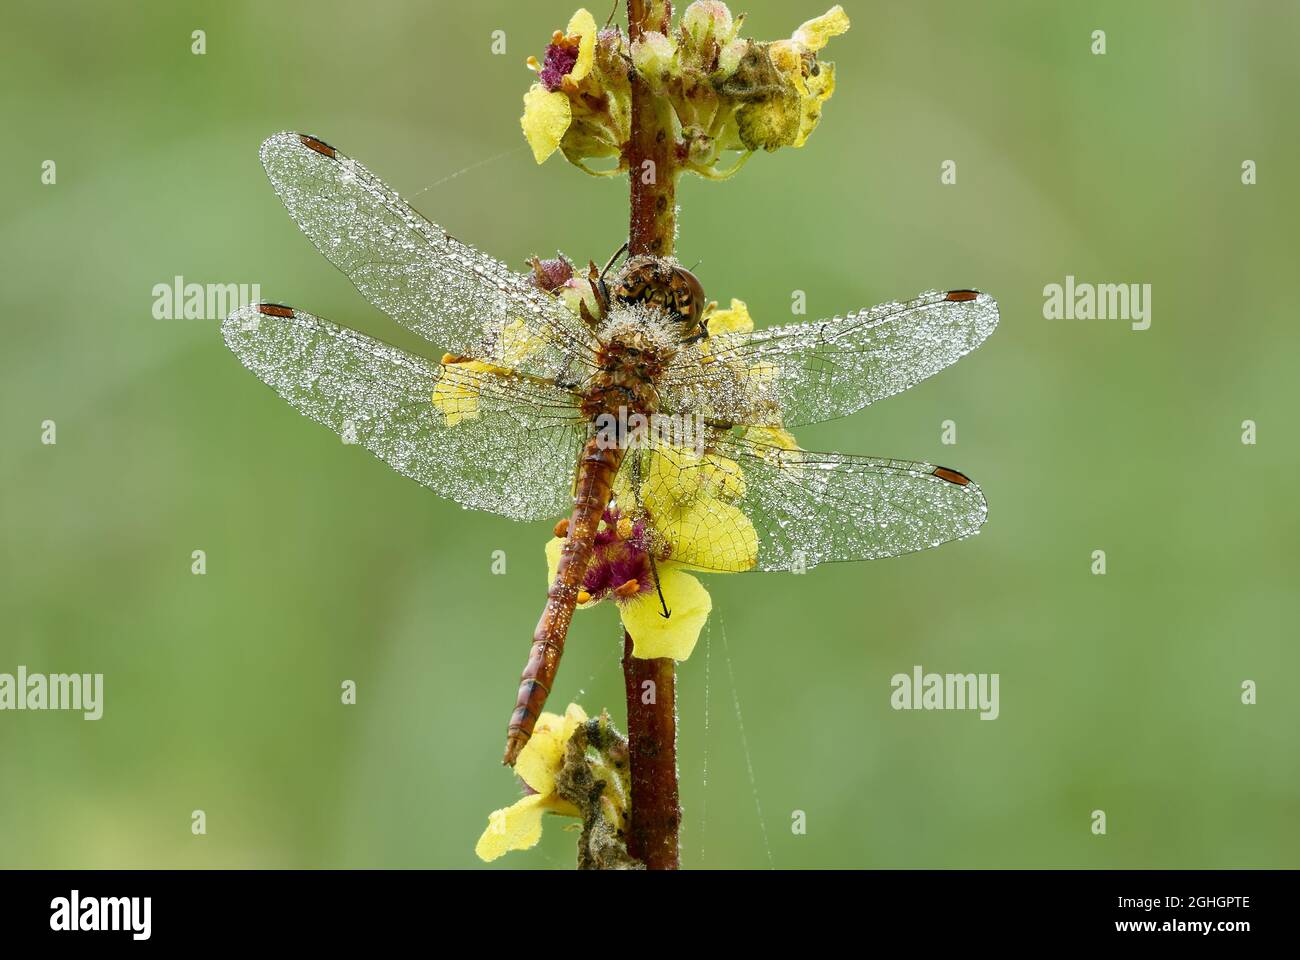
[554,518,570,538]
[577,590,592,604]
[614,579,640,599]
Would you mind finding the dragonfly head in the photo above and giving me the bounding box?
[597,306,679,381]
[611,256,706,339]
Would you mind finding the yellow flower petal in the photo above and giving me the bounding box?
[560,701,588,741]
[521,83,572,164]
[636,445,748,514]
[639,443,706,514]
[545,536,599,609]
[431,359,508,426]
[735,89,802,151]
[475,793,547,862]
[699,452,746,501]
[567,9,598,82]
[793,61,836,148]
[621,567,712,660]
[744,425,801,452]
[477,700,589,862]
[544,535,565,586]
[659,497,759,572]
[792,5,851,52]
[498,316,546,366]
[515,704,584,795]
[706,298,753,335]
[514,728,564,796]
[612,447,753,569]
[769,39,805,86]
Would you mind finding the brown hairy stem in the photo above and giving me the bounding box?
[622,630,680,868]
[622,0,681,870]
[627,0,677,258]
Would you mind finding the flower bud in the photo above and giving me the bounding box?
[631,30,676,80]
[682,1,734,48]
[529,254,575,293]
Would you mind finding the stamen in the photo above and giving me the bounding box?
[554,518,570,538]
[616,516,634,540]
[577,590,592,604]
[613,579,640,599]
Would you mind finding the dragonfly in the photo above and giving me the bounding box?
[223,132,999,766]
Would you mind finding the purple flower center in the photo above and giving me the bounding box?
[583,509,654,602]
[539,41,580,91]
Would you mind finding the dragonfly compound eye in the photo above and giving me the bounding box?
[669,265,706,333]
[610,256,708,339]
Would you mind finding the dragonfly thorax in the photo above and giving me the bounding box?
[582,305,677,420]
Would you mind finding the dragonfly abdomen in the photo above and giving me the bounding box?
[503,435,625,765]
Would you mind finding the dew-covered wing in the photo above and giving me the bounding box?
[223,303,585,522]
[660,290,998,428]
[258,132,600,382]
[622,429,987,572]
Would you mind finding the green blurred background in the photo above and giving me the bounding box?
[2,0,1297,869]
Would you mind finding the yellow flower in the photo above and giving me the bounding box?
[564,8,599,85]
[475,703,587,862]
[521,84,572,164]
[791,60,836,148]
[497,316,549,367]
[431,359,510,426]
[792,5,851,53]
[697,298,783,407]
[732,4,850,151]
[655,497,758,576]
[430,312,558,423]
[616,561,714,660]
[704,298,753,335]
[545,504,725,661]
[628,443,758,575]
[744,425,801,453]
[521,9,600,165]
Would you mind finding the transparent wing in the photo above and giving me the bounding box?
[659,290,998,428]
[620,429,987,573]
[259,132,601,382]
[223,303,587,522]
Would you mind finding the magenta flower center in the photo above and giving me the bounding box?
[582,510,654,602]
[539,41,580,91]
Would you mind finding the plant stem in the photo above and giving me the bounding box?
[627,0,677,258]
[622,630,680,868]
[623,0,681,871]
